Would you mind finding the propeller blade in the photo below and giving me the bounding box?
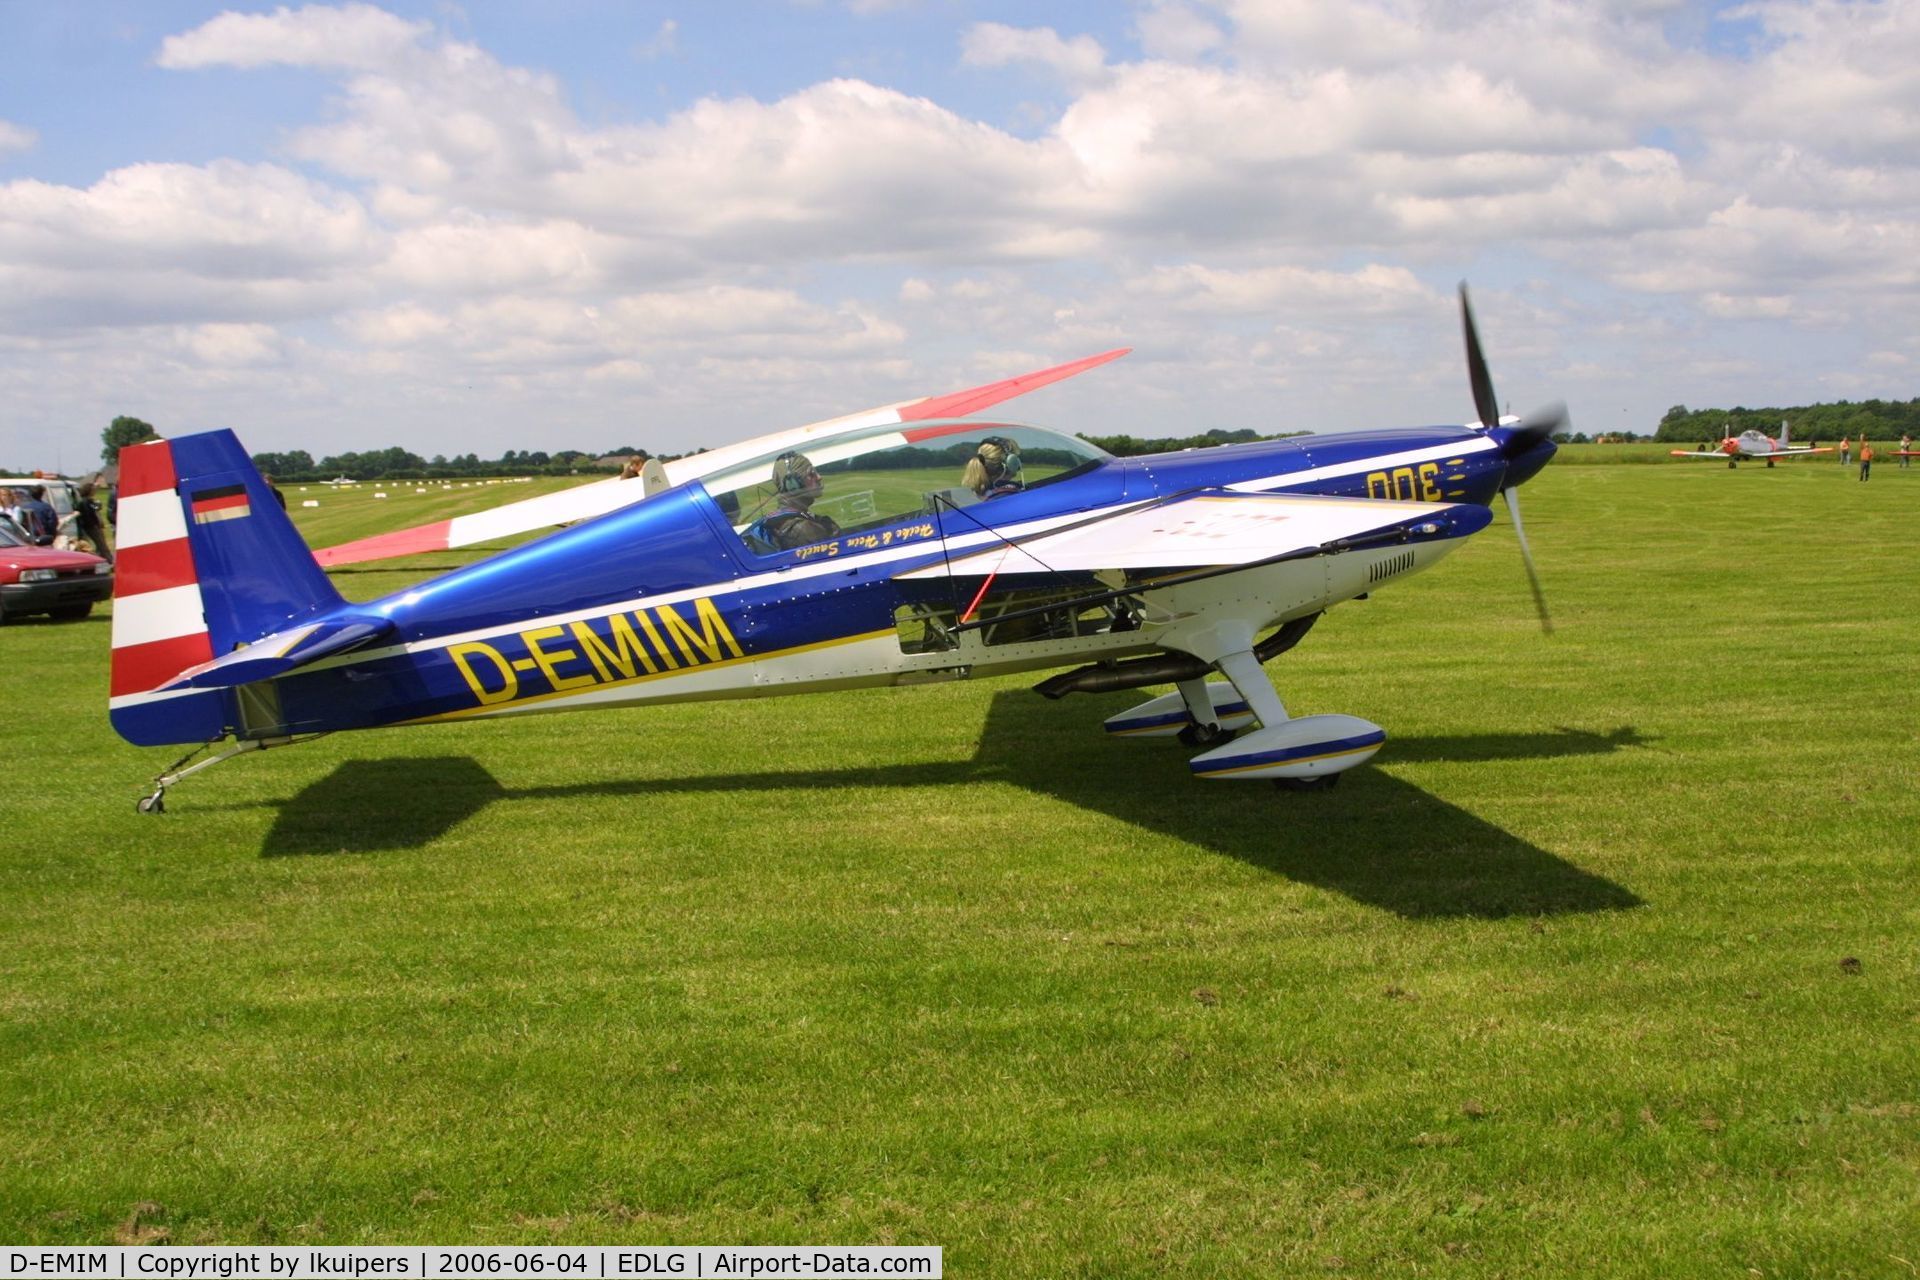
[1501,486,1554,634]
[1461,283,1499,430]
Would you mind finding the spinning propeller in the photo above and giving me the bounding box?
[1460,284,1562,634]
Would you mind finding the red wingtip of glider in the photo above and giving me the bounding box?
[314,520,454,567]
[901,348,1130,422]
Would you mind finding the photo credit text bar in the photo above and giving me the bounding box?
[1,1248,940,1279]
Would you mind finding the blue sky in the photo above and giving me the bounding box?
[2,1,1916,468]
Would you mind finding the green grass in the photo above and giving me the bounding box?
[3,461,1917,1276]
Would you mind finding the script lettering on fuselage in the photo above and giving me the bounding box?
[1364,461,1443,502]
[447,597,745,707]
[794,520,938,561]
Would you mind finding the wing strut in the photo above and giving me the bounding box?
[925,490,1067,623]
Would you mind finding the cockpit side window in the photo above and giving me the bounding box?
[703,423,1109,556]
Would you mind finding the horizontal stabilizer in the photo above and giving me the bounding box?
[161,617,395,691]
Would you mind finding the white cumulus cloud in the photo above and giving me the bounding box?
[156,2,431,71]
[961,22,1111,87]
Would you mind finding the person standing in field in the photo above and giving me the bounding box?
[17,485,57,544]
[1859,440,1873,482]
[1901,433,1913,469]
[1839,435,1850,466]
[75,481,111,560]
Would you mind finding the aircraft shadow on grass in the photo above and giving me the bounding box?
[262,693,1645,920]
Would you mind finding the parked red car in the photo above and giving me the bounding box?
[0,516,113,622]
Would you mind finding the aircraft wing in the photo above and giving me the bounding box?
[1667,447,1832,460]
[314,348,1129,567]
[895,491,1475,580]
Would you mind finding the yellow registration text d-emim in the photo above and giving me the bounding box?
[448,597,744,706]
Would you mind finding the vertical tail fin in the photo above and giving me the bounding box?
[166,430,343,650]
[110,430,345,745]
[1779,419,1790,447]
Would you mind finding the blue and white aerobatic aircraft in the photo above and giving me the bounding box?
[109,289,1561,811]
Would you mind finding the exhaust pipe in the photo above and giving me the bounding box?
[1033,613,1320,700]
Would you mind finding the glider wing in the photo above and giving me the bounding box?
[315,349,1129,567]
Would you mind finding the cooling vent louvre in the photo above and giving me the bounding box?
[1369,549,1415,583]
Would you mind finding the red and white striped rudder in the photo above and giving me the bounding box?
[109,439,214,701]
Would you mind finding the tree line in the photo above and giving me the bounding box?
[1082,427,1307,455]
[244,446,687,482]
[1655,398,1920,444]
[99,415,692,479]
[96,415,1317,478]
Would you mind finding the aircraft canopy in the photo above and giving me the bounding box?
[702,421,1110,549]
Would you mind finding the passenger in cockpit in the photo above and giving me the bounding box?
[964,437,1025,499]
[759,451,841,549]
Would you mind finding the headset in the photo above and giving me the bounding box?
[976,436,1022,484]
[772,451,818,495]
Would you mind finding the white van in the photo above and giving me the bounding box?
[0,477,84,544]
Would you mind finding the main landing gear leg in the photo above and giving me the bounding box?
[136,735,316,814]
[1174,676,1234,748]
[1214,649,1289,728]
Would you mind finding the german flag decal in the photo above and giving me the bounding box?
[190,484,251,525]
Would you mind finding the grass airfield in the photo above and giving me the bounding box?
[2,452,1916,1276]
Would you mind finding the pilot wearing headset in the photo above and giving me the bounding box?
[759,451,841,549]
[963,436,1025,499]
